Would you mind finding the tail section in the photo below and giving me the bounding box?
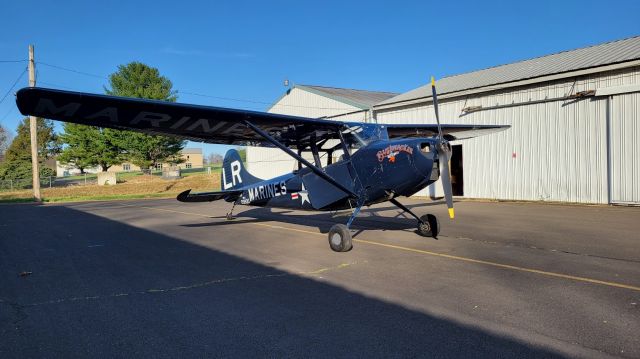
[221,149,262,190]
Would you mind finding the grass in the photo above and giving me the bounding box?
[0,173,221,203]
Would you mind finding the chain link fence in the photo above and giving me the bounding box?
[0,174,98,191]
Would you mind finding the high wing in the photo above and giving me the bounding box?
[16,87,509,147]
[385,124,510,141]
[15,87,348,149]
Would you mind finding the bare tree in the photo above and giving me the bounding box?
[0,125,13,160]
[206,153,223,165]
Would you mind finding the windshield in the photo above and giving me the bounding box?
[341,123,388,148]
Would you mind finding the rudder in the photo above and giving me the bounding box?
[221,149,262,190]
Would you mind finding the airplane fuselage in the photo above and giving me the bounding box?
[234,138,441,211]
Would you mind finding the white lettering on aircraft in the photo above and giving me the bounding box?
[222,160,243,190]
[246,181,287,202]
[230,161,242,187]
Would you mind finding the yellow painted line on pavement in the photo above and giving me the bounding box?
[129,204,640,293]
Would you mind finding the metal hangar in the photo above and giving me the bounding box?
[249,36,640,205]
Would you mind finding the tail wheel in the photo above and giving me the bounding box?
[328,224,353,252]
[418,214,439,238]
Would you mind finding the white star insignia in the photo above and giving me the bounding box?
[299,183,310,205]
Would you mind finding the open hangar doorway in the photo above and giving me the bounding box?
[450,145,464,196]
[428,144,463,198]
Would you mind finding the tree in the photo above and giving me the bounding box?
[0,124,10,158]
[206,153,223,165]
[105,62,185,169]
[0,117,59,181]
[96,128,129,172]
[237,147,246,162]
[58,123,99,174]
[58,124,125,173]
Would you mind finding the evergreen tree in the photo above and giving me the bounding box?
[105,62,185,169]
[0,117,59,180]
[96,128,128,172]
[58,123,99,174]
[58,124,125,173]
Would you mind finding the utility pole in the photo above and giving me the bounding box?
[28,44,41,201]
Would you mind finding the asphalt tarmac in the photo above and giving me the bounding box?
[1,198,639,358]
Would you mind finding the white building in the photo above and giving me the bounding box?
[374,36,640,205]
[248,36,640,205]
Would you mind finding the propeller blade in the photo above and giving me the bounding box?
[430,76,443,140]
[439,148,455,219]
[431,76,454,219]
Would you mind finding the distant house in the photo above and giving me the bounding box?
[108,148,204,173]
[56,148,204,177]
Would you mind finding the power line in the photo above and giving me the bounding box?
[37,61,107,79]
[180,90,276,105]
[34,61,356,112]
[0,106,17,123]
[0,68,27,105]
[0,59,27,63]
[180,90,355,111]
[37,80,76,90]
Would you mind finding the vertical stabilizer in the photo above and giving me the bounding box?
[221,149,262,190]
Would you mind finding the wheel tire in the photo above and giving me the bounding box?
[418,214,439,238]
[328,224,353,252]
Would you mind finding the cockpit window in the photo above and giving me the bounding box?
[420,142,431,153]
[341,123,389,148]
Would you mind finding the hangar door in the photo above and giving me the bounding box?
[609,93,640,204]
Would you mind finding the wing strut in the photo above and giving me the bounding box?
[244,121,358,199]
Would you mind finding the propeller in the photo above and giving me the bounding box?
[430,77,455,219]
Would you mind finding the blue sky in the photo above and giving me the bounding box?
[1,0,638,156]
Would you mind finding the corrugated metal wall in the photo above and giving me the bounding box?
[246,87,367,179]
[375,66,640,204]
[610,92,640,203]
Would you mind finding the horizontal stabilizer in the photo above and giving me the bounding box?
[177,189,242,203]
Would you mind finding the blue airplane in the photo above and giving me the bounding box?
[16,79,508,252]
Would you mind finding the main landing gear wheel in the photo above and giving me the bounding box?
[417,214,440,238]
[328,224,353,252]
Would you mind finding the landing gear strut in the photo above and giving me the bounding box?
[327,200,363,252]
[226,202,237,221]
[389,198,440,238]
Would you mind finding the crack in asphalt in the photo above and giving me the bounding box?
[11,262,357,309]
[450,235,640,264]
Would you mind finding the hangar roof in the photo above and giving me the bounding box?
[377,35,640,107]
[296,84,398,109]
